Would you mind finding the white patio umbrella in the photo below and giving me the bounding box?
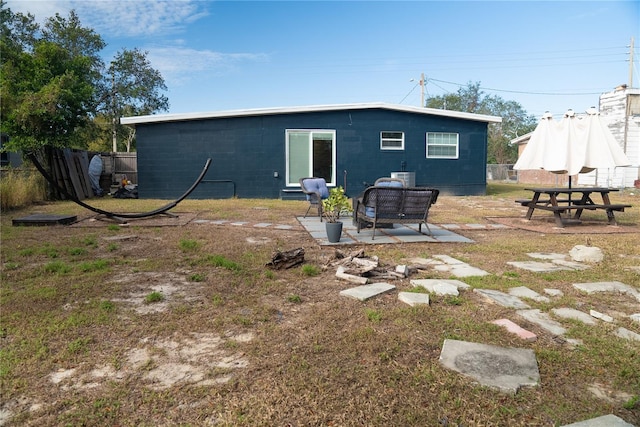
[514,108,631,184]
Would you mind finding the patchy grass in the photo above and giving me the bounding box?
[1,183,638,426]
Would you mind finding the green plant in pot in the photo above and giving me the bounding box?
[322,186,352,243]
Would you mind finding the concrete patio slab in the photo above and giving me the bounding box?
[339,282,395,301]
[439,339,540,394]
[297,217,474,245]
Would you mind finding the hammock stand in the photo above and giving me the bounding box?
[28,152,212,223]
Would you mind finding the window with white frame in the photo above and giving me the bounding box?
[426,132,459,159]
[286,130,336,186]
[380,131,404,150]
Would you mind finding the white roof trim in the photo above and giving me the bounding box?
[120,102,502,125]
[510,132,533,146]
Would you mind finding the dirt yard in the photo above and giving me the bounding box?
[1,184,639,426]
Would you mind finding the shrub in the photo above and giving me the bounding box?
[0,169,47,211]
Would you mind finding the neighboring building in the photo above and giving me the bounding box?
[0,134,23,168]
[512,85,640,188]
[585,85,640,188]
[511,132,574,187]
[121,103,501,199]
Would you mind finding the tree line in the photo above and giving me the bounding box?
[0,1,168,154]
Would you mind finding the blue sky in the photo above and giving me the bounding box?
[7,0,640,119]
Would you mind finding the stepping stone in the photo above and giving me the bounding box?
[552,308,596,325]
[507,261,573,272]
[398,292,430,306]
[615,327,640,342]
[516,309,567,336]
[630,313,640,323]
[573,281,640,301]
[339,282,395,301]
[492,319,537,342]
[553,259,591,271]
[474,289,530,309]
[560,414,636,426]
[450,265,490,277]
[411,279,470,296]
[527,252,566,260]
[544,288,564,297]
[590,310,614,323]
[433,254,465,265]
[439,339,540,394]
[509,286,550,303]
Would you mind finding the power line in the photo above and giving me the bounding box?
[426,77,606,96]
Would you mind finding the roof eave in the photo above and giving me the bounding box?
[120,102,502,126]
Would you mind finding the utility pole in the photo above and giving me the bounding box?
[629,37,635,88]
[419,72,425,107]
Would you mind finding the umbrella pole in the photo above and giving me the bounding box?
[568,176,572,218]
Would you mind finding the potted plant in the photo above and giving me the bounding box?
[322,186,352,242]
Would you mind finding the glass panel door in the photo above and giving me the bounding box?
[286,130,335,186]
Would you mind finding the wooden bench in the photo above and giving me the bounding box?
[531,203,632,226]
[516,198,571,206]
[355,186,439,240]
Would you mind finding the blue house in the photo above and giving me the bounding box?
[121,103,501,199]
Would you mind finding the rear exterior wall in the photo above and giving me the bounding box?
[135,108,489,199]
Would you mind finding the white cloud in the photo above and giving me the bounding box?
[6,0,209,38]
[146,47,270,86]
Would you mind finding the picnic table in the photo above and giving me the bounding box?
[516,187,632,227]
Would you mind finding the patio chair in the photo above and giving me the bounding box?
[299,177,330,221]
[374,177,406,187]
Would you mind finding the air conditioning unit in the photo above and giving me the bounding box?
[391,172,415,187]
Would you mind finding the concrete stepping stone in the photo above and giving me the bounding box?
[573,281,640,302]
[509,286,550,303]
[339,282,395,301]
[432,255,490,277]
[516,309,567,336]
[560,414,635,426]
[552,308,596,325]
[410,279,470,296]
[507,261,573,272]
[474,289,530,309]
[590,310,614,323]
[544,288,564,297]
[398,292,430,306]
[491,319,537,341]
[527,252,566,260]
[615,327,640,342]
[552,259,591,270]
[439,339,540,394]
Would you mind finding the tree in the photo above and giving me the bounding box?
[425,81,537,164]
[105,48,169,152]
[0,3,169,154]
[0,4,103,152]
